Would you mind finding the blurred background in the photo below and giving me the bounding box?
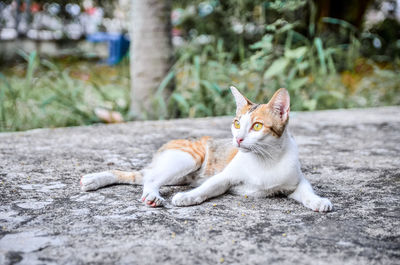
[0,0,399,132]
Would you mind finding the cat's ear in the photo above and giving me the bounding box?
[268,88,290,122]
[230,86,253,115]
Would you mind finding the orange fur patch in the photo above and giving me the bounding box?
[237,104,253,116]
[160,136,210,166]
[240,104,287,138]
[111,170,142,184]
[204,145,238,177]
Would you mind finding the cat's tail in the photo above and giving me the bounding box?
[80,170,143,191]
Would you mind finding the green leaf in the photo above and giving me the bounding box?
[40,95,57,108]
[154,70,174,119]
[263,58,289,79]
[322,17,357,32]
[296,61,309,71]
[326,52,336,74]
[314,38,327,74]
[289,77,309,90]
[157,70,175,95]
[41,59,59,71]
[26,51,38,82]
[0,72,12,91]
[276,23,296,34]
[194,103,212,116]
[0,73,6,127]
[250,35,273,50]
[16,49,30,61]
[303,99,317,110]
[171,93,190,113]
[328,90,345,100]
[200,80,222,95]
[285,46,307,59]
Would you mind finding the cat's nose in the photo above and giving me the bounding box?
[236,137,244,146]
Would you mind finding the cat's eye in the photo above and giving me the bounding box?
[233,120,240,129]
[252,122,263,131]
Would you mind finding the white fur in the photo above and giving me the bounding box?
[230,86,250,114]
[141,149,198,206]
[81,171,118,191]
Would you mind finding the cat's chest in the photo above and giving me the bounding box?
[230,153,299,196]
[246,164,288,189]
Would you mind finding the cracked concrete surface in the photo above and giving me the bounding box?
[0,107,399,265]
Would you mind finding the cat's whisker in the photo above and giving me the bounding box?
[249,144,275,161]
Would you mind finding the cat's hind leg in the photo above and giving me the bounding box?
[80,170,142,191]
[288,178,333,212]
[141,149,200,207]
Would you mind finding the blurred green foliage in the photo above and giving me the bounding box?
[1,0,399,132]
[368,18,400,60]
[173,0,309,61]
[0,52,129,132]
[161,0,400,118]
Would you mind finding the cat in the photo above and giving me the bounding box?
[80,86,333,212]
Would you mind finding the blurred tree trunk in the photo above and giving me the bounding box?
[129,0,173,120]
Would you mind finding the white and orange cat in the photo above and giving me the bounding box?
[81,87,333,212]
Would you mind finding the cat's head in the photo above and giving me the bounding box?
[230,86,290,152]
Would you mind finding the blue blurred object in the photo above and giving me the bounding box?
[87,32,130,65]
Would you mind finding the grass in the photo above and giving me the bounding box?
[1,28,399,132]
[0,52,130,132]
[158,34,400,119]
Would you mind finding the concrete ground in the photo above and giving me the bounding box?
[0,107,399,265]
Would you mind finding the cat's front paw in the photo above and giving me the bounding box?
[172,192,204,207]
[307,197,333,212]
[141,191,165,207]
